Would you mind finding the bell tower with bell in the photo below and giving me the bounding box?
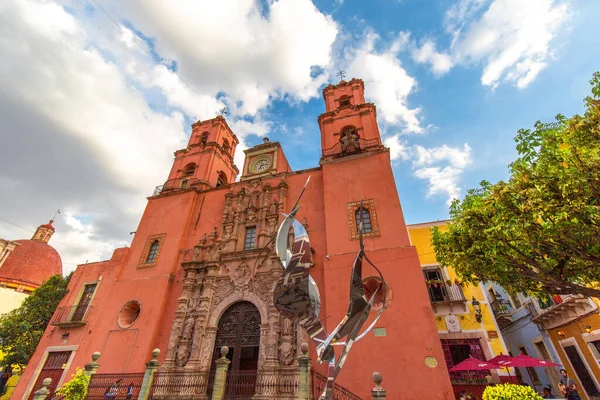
[318,73,384,160]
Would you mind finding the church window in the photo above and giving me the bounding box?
[244,227,256,250]
[340,126,360,153]
[216,171,228,187]
[223,138,230,153]
[146,241,160,263]
[138,234,166,267]
[355,207,372,233]
[182,163,196,177]
[72,283,97,321]
[339,96,351,107]
[346,199,380,240]
[180,179,189,189]
[200,132,209,145]
[118,300,141,328]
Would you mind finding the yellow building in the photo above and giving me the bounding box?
[0,221,63,399]
[407,221,513,396]
[531,295,600,399]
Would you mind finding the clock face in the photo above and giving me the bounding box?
[250,156,272,174]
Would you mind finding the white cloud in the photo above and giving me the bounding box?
[345,31,424,133]
[412,144,472,204]
[412,40,453,77]
[450,0,569,89]
[384,135,411,161]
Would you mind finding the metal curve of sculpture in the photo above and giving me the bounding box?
[273,177,389,399]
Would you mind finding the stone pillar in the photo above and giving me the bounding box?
[138,349,161,400]
[298,343,311,400]
[371,372,386,400]
[84,351,101,377]
[33,378,52,400]
[211,347,231,400]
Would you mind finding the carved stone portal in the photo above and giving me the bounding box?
[164,177,305,379]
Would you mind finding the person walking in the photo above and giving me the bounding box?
[125,382,134,400]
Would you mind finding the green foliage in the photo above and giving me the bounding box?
[482,384,543,400]
[0,274,71,368]
[56,368,90,400]
[432,72,600,298]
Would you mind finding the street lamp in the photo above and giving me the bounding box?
[471,297,483,323]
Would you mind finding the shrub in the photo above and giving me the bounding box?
[482,384,543,400]
[56,368,90,400]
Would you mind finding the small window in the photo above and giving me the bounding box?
[216,171,227,187]
[223,138,230,153]
[182,163,196,177]
[509,292,522,309]
[244,227,256,250]
[355,207,372,233]
[200,132,208,145]
[146,240,160,263]
[180,179,189,189]
[118,300,141,328]
[339,96,351,107]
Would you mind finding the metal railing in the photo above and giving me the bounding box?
[312,370,363,400]
[426,282,466,304]
[51,305,92,326]
[322,138,382,158]
[152,178,213,196]
[149,371,211,399]
[86,373,145,399]
[490,299,512,319]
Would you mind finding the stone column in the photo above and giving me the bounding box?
[138,349,160,400]
[32,378,51,400]
[211,347,231,400]
[84,352,101,377]
[298,343,311,400]
[371,372,386,400]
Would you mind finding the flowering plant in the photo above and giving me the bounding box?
[56,368,90,400]
[482,383,543,400]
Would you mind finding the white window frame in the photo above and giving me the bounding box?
[559,336,600,399]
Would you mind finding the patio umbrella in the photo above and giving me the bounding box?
[489,354,515,383]
[511,354,561,367]
[450,357,500,371]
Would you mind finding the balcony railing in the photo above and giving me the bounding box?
[152,178,212,196]
[490,299,513,328]
[427,282,466,305]
[51,305,92,328]
[530,294,598,329]
[322,137,383,158]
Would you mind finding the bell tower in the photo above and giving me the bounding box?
[318,78,383,160]
[159,116,240,194]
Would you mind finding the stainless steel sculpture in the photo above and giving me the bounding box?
[272,177,389,399]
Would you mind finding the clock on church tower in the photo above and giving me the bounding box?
[241,137,292,181]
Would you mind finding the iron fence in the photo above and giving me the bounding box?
[322,138,381,158]
[51,305,92,326]
[312,370,363,400]
[86,372,145,399]
[149,371,211,400]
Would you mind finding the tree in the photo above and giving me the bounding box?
[432,72,600,298]
[0,274,71,368]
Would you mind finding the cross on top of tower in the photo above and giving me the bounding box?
[219,107,228,116]
[336,70,346,81]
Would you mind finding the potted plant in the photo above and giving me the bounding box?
[446,279,453,286]
[425,280,432,288]
[432,279,440,288]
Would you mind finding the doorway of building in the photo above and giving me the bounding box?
[28,351,71,400]
[563,343,600,398]
[534,340,561,393]
[210,301,261,399]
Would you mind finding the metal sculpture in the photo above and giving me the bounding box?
[272,177,389,399]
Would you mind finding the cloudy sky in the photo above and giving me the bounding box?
[0,0,598,274]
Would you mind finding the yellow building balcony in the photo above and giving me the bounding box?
[426,281,467,313]
[529,295,598,330]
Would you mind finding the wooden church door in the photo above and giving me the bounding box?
[210,301,261,398]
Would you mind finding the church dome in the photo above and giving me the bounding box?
[0,221,63,288]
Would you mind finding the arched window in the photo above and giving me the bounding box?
[216,171,228,187]
[340,126,360,152]
[355,207,372,233]
[200,132,209,145]
[339,95,351,107]
[146,240,160,263]
[182,163,196,177]
[223,138,230,153]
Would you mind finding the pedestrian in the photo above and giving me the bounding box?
[541,386,553,398]
[125,382,134,400]
[104,379,121,400]
[559,369,581,400]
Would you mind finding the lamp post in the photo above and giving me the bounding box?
[471,297,483,323]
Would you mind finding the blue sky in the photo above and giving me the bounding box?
[0,0,598,272]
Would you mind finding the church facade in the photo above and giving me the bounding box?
[14,78,455,399]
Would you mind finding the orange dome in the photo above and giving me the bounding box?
[0,239,62,288]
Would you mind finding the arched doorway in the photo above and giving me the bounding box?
[210,301,261,398]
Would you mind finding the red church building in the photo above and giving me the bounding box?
[14,78,454,399]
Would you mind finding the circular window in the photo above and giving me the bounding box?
[118,301,141,328]
[362,276,393,311]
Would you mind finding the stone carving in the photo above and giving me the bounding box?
[213,280,234,306]
[228,262,252,291]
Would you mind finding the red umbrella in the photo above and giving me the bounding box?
[450,357,500,371]
[511,354,561,367]
[489,354,513,367]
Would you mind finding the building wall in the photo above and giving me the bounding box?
[408,221,513,398]
[548,312,600,400]
[0,287,28,315]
